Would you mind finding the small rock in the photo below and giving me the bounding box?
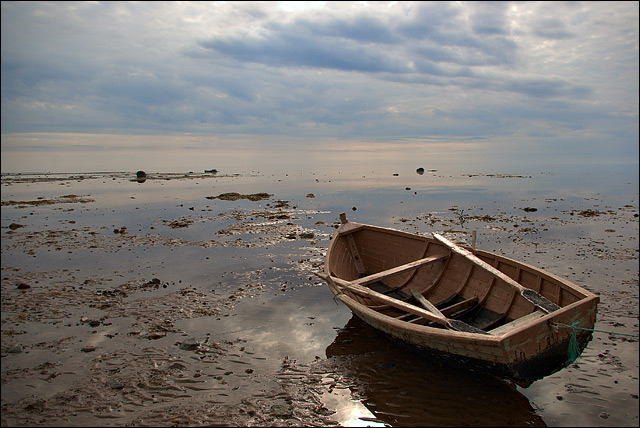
[179,338,199,351]
[136,170,146,178]
[271,403,293,417]
[81,346,96,353]
[108,382,125,390]
[143,331,166,340]
[416,167,425,175]
[17,282,31,290]
[7,345,23,354]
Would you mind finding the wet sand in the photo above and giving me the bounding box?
[1,169,638,426]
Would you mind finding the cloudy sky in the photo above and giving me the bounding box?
[1,1,638,167]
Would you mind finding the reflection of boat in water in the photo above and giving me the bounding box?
[326,315,547,427]
[317,214,598,387]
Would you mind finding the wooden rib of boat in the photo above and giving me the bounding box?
[317,213,599,387]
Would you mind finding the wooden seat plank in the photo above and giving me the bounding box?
[352,255,448,286]
[489,310,546,335]
[440,296,479,318]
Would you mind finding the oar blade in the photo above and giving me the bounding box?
[522,288,561,313]
[447,319,489,335]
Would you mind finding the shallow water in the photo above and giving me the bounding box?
[1,162,638,426]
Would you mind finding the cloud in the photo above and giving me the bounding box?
[0,1,637,162]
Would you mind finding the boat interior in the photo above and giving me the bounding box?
[327,222,588,335]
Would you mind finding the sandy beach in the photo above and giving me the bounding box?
[1,168,638,427]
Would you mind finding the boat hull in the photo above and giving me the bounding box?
[322,218,599,386]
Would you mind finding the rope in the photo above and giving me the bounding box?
[552,321,640,364]
[567,322,582,363]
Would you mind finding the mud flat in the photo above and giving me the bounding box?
[1,170,638,427]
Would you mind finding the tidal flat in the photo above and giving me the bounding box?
[1,166,638,427]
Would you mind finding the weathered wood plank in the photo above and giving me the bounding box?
[351,255,448,286]
[489,310,547,336]
[440,296,479,317]
[409,288,444,317]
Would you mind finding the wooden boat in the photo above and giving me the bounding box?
[317,213,599,387]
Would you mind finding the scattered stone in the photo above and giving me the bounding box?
[416,167,425,175]
[9,223,25,230]
[179,338,200,351]
[136,171,146,179]
[17,282,31,290]
[204,169,218,174]
[142,331,166,340]
[271,403,293,417]
[579,209,602,217]
[107,382,125,390]
[81,346,96,353]
[166,219,194,228]
[523,207,538,212]
[7,345,23,354]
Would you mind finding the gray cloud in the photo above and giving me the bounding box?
[0,1,637,160]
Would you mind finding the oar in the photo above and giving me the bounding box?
[316,272,487,334]
[433,233,561,313]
